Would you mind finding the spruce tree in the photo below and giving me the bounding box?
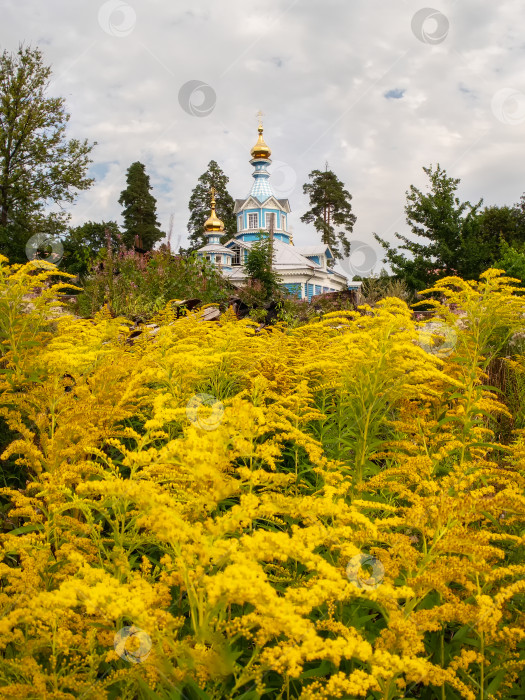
[118,162,163,251]
[301,166,356,264]
[187,160,235,252]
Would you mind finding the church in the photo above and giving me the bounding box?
[197,123,350,300]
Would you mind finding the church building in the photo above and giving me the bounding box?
[197,123,350,300]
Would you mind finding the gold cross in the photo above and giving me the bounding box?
[256,109,264,126]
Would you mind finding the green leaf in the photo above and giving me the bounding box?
[486,667,507,694]
[300,659,333,679]
[436,415,464,427]
[7,523,44,536]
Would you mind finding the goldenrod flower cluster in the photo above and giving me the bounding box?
[0,258,524,699]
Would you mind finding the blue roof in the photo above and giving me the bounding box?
[249,174,274,202]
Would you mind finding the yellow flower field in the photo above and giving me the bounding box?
[0,256,524,699]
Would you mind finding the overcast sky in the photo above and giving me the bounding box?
[2,0,525,277]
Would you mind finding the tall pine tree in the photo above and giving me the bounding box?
[187,160,235,252]
[301,166,356,264]
[118,162,163,251]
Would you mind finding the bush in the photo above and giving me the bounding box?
[494,240,525,285]
[355,271,416,306]
[243,233,282,301]
[276,290,356,327]
[75,246,232,319]
[1,259,525,699]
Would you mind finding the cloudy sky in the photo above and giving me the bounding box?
[2,0,525,276]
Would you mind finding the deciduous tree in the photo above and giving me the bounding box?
[0,45,95,262]
[62,220,120,279]
[244,231,281,300]
[374,164,483,290]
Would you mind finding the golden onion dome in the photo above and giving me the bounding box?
[250,124,271,160]
[204,188,225,232]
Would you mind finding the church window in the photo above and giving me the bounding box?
[232,246,241,266]
[266,213,276,230]
[281,215,286,230]
[215,255,222,265]
[248,213,258,229]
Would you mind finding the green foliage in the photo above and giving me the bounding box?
[248,307,268,324]
[61,221,121,280]
[118,162,164,252]
[0,45,95,263]
[186,160,236,252]
[75,247,232,320]
[494,240,525,285]
[375,168,525,293]
[374,164,485,289]
[478,204,524,250]
[276,290,356,327]
[354,270,416,306]
[243,232,282,301]
[301,166,356,264]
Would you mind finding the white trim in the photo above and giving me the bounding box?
[234,195,291,213]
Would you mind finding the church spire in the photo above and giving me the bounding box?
[250,115,272,160]
[204,187,225,233]
[248,114,274,202]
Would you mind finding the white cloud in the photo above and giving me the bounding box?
[1,0,525,257]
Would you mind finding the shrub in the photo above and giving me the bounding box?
[76,246,232,320]
[0,260,524,699]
